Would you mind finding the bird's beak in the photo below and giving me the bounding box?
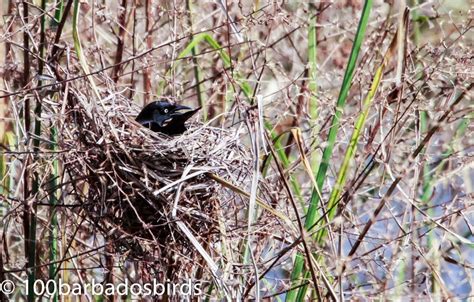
[171,105,201,121]
[173,105,192,111]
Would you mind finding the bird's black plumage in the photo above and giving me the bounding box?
[135,100,200,135]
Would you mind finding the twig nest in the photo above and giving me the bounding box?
[60,92,251,276]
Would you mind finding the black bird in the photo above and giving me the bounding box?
[135,100,200,135]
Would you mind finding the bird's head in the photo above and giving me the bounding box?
[136,100,200,135]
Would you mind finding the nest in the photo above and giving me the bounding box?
[58,83,252,283]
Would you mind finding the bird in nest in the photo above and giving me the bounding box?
[136,100,200,135]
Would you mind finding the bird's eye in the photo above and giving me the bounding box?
[163,108,169,114]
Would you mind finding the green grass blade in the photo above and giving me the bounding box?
[308,7,320,174]
[286,1,373,300]
[305,0,373,231]
[28,0,48,298]
[52,0,64,25]
[0,132,16,197]
[308,6,318,127]
[48,126,59,302]
[316,47,387,243]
